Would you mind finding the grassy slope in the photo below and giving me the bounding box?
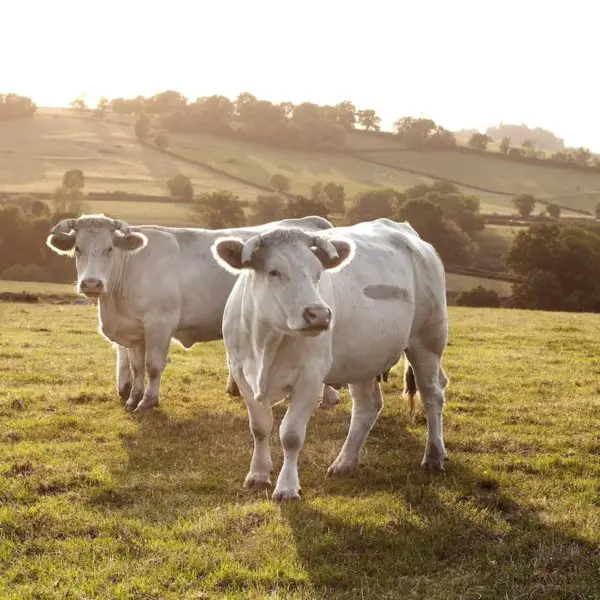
[0,109,262,199]
[355,148,600,214]
[1,303,599,599]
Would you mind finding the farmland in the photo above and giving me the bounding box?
[1,300,599,599]
[4,108,600,219]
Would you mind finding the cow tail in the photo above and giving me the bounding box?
[403,361,417,423]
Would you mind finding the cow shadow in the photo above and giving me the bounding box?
[106,401,599,598]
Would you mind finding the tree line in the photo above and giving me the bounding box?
[0,93,36,121]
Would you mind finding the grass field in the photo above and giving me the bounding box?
[1,303,599,598]
[355,149,600,214]
[0,109,263,199]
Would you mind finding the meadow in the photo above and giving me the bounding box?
[1,299,599,599]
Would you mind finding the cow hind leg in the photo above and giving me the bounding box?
[135,329,171,412]
[327,379,383,477]
[125,342,145,411]
[406,342,448,472]
[116,344,132,402]
[273,378,322,501]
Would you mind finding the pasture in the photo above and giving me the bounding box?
[356,149,600,215]
[1,300,599,599]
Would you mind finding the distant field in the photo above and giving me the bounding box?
[355,149,600,214]
[0,280,76,295]
[167,132,513,213]
[1,303,599,598]
[0,109,263,199]
[445,273,512,297]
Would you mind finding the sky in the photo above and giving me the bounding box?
[3,0,599,149]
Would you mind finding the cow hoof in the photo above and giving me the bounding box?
[326,460,357,478]
[134,397,159,412]
[118,383,132,403]
[244,473,272,489]
[319,386,340,409]
[125,390,143,412]
[272,487,302,502]
[421,458,445,473]
[421,443,445,472]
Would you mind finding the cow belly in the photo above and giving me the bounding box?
[174,325,223,349]
[100,317,144,347]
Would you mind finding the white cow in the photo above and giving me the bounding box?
[213,218,449,501]
[46,214,343,412]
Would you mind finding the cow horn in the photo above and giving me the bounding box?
[241,235,263,266]
[308,234,339,260]
[50,218,76,234]
[111,219,131,234]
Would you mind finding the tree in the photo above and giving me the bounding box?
[154,132,168,149]
[310,182,324,199]
[270,173,291,194]
[0,93,36,120]
[167,174,193,200]
[333,101,357,130]
[97,96,109,113]
[356,109,381,132]
[145,90,187,115]
[191,191,246,228]
[456,285,501,308]
[573,147,592,167]
[500,136,511,154]
[323,182,346,213]
[512,193,536,217]
[345,188,404,224]
[394,117,438,150]
[505,223,600,311]
[251,194,285,224]
[467,133,493,151]
[521,138,536,156]
[70,96,86,110]
[394,198,475,266]
[134,114,151,140]
[284,195,329,219]
[546,203,561,219]
[62,169,85,190]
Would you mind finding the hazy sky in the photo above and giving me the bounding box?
[4,0,598,149]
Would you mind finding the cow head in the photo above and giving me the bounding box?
[46,214,147,297]
[212,227,355,336]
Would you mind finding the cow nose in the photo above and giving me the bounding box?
[80,278,104,293]
[302,305,332,329]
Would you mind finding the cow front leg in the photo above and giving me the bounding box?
[135,329,171,412]
[243,395,274,489]
[125,342,145,411]
[273,379,321,501]
[116,344,132,402]
[327,379,383,477]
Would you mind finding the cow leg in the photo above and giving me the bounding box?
[326,379,383,477]
[273,379,322,501]
[125,342,145,412]
[319,384,340,409]
[243,396,274,489]
[406,343,448,472]
[135,329,171,412]
[116,344,132,402]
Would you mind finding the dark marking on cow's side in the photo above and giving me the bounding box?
[363,284,409,301]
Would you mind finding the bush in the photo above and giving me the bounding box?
[135,114,151,140]
[284,195,329,219]
[154,132,168,149]
[270,173,292,194]
[167,174,194,200]
[191,190,246,228]
[251,194,285,224]
[456,285,501,308]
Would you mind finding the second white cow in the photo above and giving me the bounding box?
[213,218,449,500]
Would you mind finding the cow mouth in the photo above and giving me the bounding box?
[79,290,104,298]
[299,324,330,336]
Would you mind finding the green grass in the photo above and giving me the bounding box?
[445,274,512,297]
[357,149,600,214]
[1,302,599,599]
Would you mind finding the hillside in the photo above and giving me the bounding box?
[6,108,599,217]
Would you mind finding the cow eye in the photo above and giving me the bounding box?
[106,247,113,254]
[268,269,281,278]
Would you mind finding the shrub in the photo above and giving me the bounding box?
[456,285,501,308]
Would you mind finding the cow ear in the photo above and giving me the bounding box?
[313,239,355,272]
[113,231,147,252]
[46,232,76,256]
[212,237,245,273]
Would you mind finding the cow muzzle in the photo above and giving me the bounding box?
[79,277,105,296]
[301,304,332,332]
